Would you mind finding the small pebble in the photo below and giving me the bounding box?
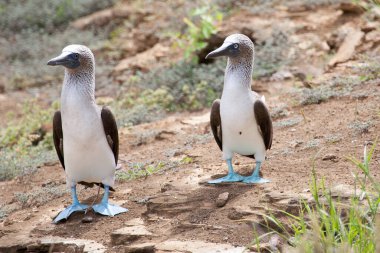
[216,192,229,207]
[322,154,339,162]
[82,216,93,223]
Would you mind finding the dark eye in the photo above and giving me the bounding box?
[72,53,79,59]
[233,43,239,49]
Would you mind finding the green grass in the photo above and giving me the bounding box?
[116,161,166,181]
[0,0,116,35]
[0,101,57,180]
[298,56,380,106]
[349,120,373,135]
[14,183,67,208]
[253,140,380,252]
[0,0,115,91]
[273,117,303,128]
[116,156,195,181]
[115,59,225,126]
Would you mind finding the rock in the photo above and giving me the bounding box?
[71,4,146,30]
[248,242,272,253]
[146,192,204,217]
[372,6,380,20]
[36,236,106,253]
[263,191,313,215]
[3,217,13,226]
[124,243,155,253]
[82,216,93,223]
[328,28,364,67]
[365,30,380,43]
[156,239,245,253]
[111,221,153,246]
[125,218,145,226]
[71,8,114,29]
[227,208,244,220]
[216,192,229,207]
[270,70,294,81]
[160,183,173,193]
[361,22,378,33]
[181,112,210,125]
[340,2,365,14]
[330,184,364,199]
[113,44,171,74]
[322,154,339,162]
[269,234,284,252]
[27,242,84,253]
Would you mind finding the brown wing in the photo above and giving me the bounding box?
[53,111,65,169]
[101,106,119,165]
[254,100,273,150]
[210,99,223,151]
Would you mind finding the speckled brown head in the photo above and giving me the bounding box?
[206,34,255,84]
[47,44,95,73]
[206,34,254,65]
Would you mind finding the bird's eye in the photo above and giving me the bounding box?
[72,53,79,59]
[233,43,239,49]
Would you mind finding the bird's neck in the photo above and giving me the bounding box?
[223,58,253,93]
[62,69,96,104]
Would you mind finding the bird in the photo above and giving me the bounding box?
[47,44,128,223]
[205,34,273,184]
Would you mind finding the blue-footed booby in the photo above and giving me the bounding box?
[47,45,128,223]
[206,34,273,184]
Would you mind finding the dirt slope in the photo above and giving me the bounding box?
[1,2,380,253]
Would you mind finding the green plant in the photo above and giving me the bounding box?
[349,120,373,135]
[174,6,223,62]
[0,101,58,180]
[116,162,166,181]
[0,0,115,91]
[254,140,379,252]
[115,59,225,126]
[180,156,194,164]
[273,117,303,128]
[0,0,116,35]
[14,183,67,208]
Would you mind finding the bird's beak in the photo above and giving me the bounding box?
[205,42,232,59]
[47,52,72,66]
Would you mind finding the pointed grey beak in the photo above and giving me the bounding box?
[205,42,232,59]
[47,52,80,69]
[47,52,71,66]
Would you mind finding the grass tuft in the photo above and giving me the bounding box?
[253,139,379,252]
[116,161,166,181]
[274,117,303,128]
[0,101,57,180]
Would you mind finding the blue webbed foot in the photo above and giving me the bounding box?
[208,172,244,184]
[242,161,270,184]
[242,176,270,184]
[208,159,244,184]
[53,185,88,223]
[54,202,88,223]
[93,203,128,216]
[93,185,128,216]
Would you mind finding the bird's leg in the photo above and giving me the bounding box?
[242,161,270,184]
[92,185,128,216]
[53,185,88,223]
[208,159,244,184]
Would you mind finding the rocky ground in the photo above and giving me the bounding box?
[0,1,380,253]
